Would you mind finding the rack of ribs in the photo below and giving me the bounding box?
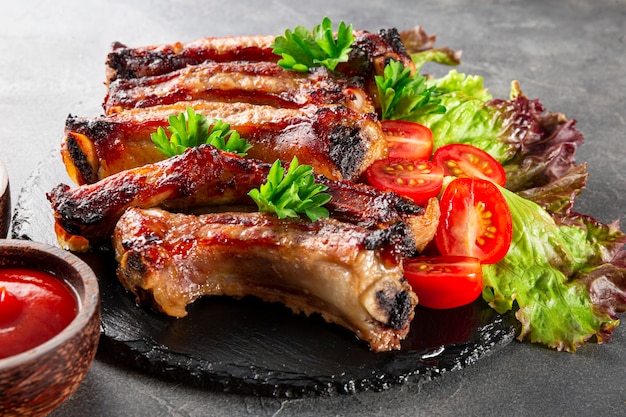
[61,27,417,188]
[114,207,418,352]
[49,26,445,352]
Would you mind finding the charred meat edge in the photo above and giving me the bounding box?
[62,99,385,184]
[47,145,439,254]
[114,207,418,352]
[105,29,414,84]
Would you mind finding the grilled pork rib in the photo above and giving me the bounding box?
[113,208,418,352]
[104,63,372,115]
[105,29,414,85]
[62,100,385,184]
[48,145,440,253]
[106,35,278,83]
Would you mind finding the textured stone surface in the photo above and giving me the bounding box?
[1,0,625,415]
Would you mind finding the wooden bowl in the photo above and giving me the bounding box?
[0,239,100,417]
[0,160,9,238]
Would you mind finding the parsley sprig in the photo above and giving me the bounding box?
[150,107,252,157]
[375,59,446,120]
[248,157,331,221]
[272,17,354,72]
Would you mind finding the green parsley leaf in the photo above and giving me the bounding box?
[272,17,354,72]
[375,59,446,121]
[248,156,331,221]
[150,107,252,157]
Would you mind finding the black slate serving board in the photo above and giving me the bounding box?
[11,149,517,397]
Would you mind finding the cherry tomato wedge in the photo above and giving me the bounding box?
[381,120,433,161]
[404,255,483,309]
[436,177,512,264]
[433,143,506,187]
[365,158,444,206]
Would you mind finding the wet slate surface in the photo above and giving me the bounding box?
[12,151,516,398]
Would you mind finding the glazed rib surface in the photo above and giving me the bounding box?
[114,208,418,351]
[104,63,371,115]
[106,35,279,83]
[63,27,417,188]
[48,145,439,253]
[62,99,385,184]
[105,29,413,84]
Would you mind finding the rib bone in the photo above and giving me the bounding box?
[114,207,418,352]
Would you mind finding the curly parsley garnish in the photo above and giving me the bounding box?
[271,17,354,72]
[150,107,252,157]
[248,157,331,221]
[375,59,446,120]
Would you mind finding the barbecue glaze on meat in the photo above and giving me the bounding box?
[105,29,414,86]
[62,27,417,189]
[48,145,440,253]
[104,63,372,115]
[104,28,414,118]
[49,27,444,351]
[62,99,385,184]
[114,208,418,352]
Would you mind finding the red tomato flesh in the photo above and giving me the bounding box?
[436,177,512,264]
[404,255,483,309]
[433,143,506,187]
[381,120,434,161]
[0,268,78,359]
[365,158,444,206]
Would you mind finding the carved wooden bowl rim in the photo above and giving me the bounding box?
[0,239,100,369]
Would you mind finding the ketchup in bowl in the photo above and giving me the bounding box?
[0,268,78,359]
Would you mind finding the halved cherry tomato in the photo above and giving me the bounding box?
[433,143,506,187]
[381,120,433,161]
[404,255,483,309]
[365,158,444,205]
[436,177,512,264]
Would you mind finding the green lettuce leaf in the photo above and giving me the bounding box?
[411,70,515,162]
[411,67,626,351]
[482,187,622,351]
[414,71,586,213]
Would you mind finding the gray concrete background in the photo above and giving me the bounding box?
[1,0,625,415]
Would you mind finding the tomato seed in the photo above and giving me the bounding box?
[468,154,479,164]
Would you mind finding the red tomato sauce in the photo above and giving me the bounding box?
[0,268,78,359]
